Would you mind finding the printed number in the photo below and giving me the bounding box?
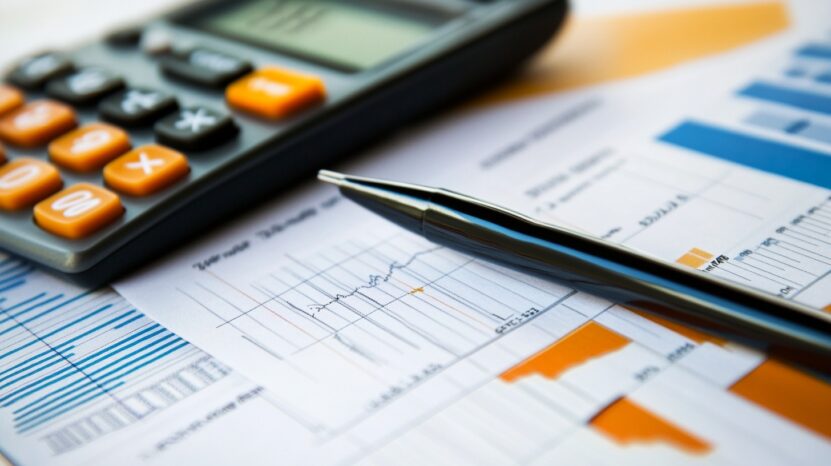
[71,129,111,154]
[51,190,100,217]
[0,165,41,190]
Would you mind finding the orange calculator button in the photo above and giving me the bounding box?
[0,100,76,148]
[0,85,24,117]
[0,158,62,210]
[34,183,123,239]
[104,144,189,196]
[226,67,325,119]
[49,123,131,171]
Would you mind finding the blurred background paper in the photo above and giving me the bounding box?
[481,1,790,103]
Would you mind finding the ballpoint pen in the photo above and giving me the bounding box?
[318,169,831,371]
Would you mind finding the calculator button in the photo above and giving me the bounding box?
[34,183,123,239]
[0,100,77,148]
[161,48,252,88]
[104,144,189,196]
[99,88,178,127]
[141,30,173,56]
[226,67,325,119]
[0,158,62,210]
[154,107,237,150]
[49,123,131,172]
[0,85,25,117]
[106,26,143,47]
[46,67,125,105]
[7,53,73,89]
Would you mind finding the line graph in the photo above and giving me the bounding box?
[0,253,230,457]
[176,233,578,431]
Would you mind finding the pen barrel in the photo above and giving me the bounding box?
[422,197,831,371]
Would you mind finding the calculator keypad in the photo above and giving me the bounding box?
[154,106,237,150]
[49,123,131,172]
[0,158,63,210]
[0,100,77,148]
[2,47,326,241]
[46,67,125,105]
[34,183,123,239]
[104,145,189,196]
[99,88,178,127]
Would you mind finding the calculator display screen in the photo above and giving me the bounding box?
[190,0,448,71]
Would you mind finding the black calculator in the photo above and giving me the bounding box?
[0,0,567,285]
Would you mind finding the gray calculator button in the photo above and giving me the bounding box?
[46,67,124,105]
[7,53,74,89]
[154,106,237,150]
[160,48,252,88]
[99,88,178,127]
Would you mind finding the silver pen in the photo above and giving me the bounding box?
[318,170,831,372]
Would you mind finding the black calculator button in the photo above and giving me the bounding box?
[154,107,237,150]
[106,26,143,47]
[46,68,125,105]
[99,88,178,127]
[7,53,73,90]
[160,48,252,88]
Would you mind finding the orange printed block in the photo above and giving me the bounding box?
[34,184,123,239]
[676,247,714,269]
[730,359,831,439]
[480,2,789,104]
[0,85,24,117]
[500,321,628,382]
[0,158,62,210]
[104,145,189,196]
[49,123,131,171]
[591,398,711,454]
[226,67,325,119]
[0,100,76,147]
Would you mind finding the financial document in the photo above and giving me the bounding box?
[112,17,831,466]
[0,253,383,465]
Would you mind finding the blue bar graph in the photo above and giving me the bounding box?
[659,121,831,189]
[796,44,831,61]
[746,111,831,146]
[739,82,831,116]
[0,254,212,447]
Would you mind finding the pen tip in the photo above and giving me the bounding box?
[317,169,345,185]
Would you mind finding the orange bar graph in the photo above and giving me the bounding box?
[500,322,628,382]
[591,398,712,455]
[676,247,715,269]
[730,359,831,439]
[479,1,789,105]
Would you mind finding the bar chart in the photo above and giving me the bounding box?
[0,253,230,458]
[659,41,831,190]
[354,311,831,466]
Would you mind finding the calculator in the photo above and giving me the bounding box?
[0,0,567,285]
